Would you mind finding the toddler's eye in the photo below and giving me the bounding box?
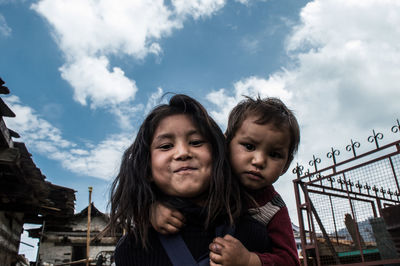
[190,140,205,146]
[270,151,282,158]
[241,143,255,151]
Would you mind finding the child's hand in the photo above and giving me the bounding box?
[150,202,185,234]
[209,235,261,266]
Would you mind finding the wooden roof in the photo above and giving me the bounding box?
[0,78,10,94]
[0,78,75,223]
[75,202,107,218]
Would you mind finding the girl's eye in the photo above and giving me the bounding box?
[158,144,173,150]
[241,143,255,151]
[190,140,205,146]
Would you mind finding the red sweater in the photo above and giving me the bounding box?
[250,185,300,266]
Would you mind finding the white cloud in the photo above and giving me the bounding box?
[208,0,400,166]
[207,75,292,128]
[59,133,132,180]
[144,87,165,115]
[284,0,400,140]
[31,1,154,123]
[206,0,400,223]
[60,56,138,108]
[109,103,144,131]
[32,0,176,111]
[3,96,132,180]
[32,0,178,59]
[281,0,400,224]
[4,96,74,149]
[235,0,250,4]
[32,0,227,110]
[235,0,268,6]
[32,0,229,129]
[0,14,11,37]
[3,86,176,180]
[172,0,226,19]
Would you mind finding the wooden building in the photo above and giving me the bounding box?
[28,203,119,266]
[0,78,76,265]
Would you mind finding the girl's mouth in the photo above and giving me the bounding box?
[174,167,197,173]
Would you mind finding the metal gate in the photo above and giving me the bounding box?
[293,119,400,266]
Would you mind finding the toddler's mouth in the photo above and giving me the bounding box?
[244,171,263,179]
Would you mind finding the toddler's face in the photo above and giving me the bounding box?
[229,116,291,190]
[150,114,212,201]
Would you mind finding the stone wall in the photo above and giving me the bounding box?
[0,211,24,265]
[38,242,72,265]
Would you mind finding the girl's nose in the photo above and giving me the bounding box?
[174,142,191,160]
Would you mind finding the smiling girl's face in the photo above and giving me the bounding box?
[150,114,212,201]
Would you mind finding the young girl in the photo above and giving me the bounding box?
[110,94,270,266]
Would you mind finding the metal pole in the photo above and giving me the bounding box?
[86,187,92,266]
[388,157,400,194]
[294,180,308,266]
[301,183,340,265]
[343,173,365,263]
[329,196,339,244]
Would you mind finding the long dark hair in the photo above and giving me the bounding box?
[109,94,242,247]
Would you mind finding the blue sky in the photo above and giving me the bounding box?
[1,0,400,261]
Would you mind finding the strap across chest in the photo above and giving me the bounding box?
[158,224,235,266]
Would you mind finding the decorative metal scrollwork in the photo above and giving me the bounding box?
[327,147,340,165]
[347,179,354,187]
[380,187,386,198]
[309,155,321,172]
[364,183,371,190]
[364,182,371,195]
[292,163,304,176]
[392,119,400,134]
[387,189,393,199]
[346,139,360,158]
[368,129,384,149]
[355,181,362,193]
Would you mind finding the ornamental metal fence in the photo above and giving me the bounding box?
[293,119,400,266]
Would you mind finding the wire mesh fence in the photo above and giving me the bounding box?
[293,120,400,266]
